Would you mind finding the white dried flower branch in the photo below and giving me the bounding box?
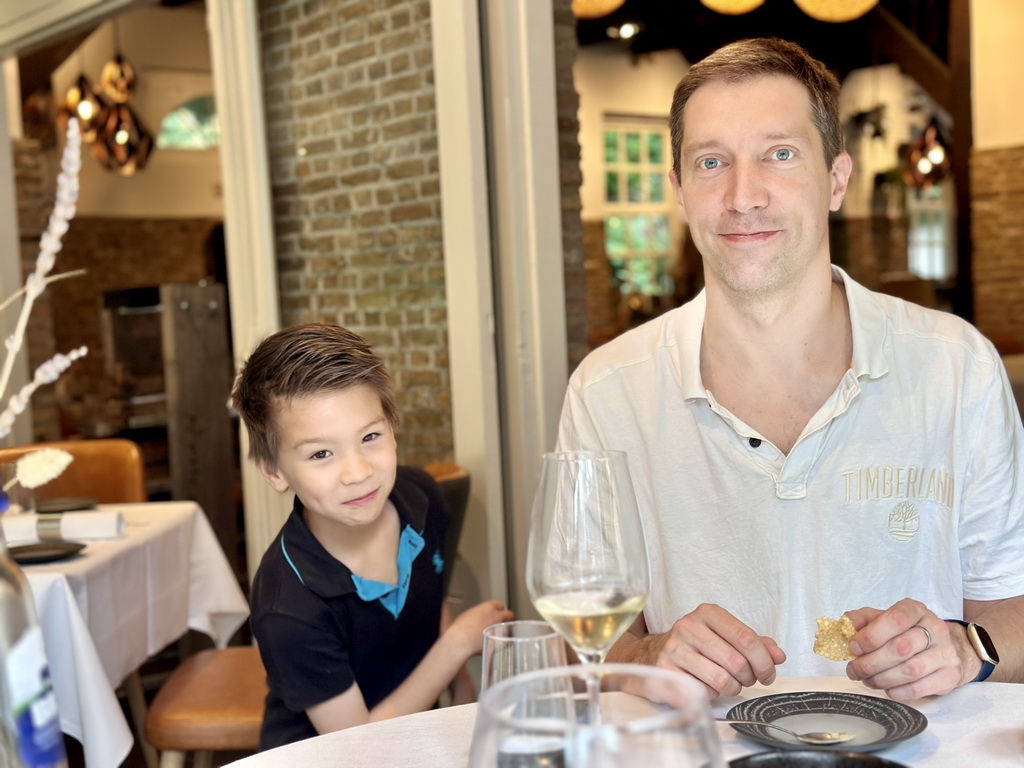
[0,119,86,495]
[3,448,74,491]
[0,269,87,314]
[0,118,83,402]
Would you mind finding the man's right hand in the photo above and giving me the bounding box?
[609,603,786,699]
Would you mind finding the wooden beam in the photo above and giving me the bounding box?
[861,4,953,114]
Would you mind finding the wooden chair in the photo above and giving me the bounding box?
[145,646,267,768]
[422,461,470,595]
[0,437,147,504]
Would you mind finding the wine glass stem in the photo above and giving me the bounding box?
[578,650,605,725]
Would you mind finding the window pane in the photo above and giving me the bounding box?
[609,256,629,292]
[630,215,650,251]
[652,215,670,253]
[648,133,663,164]
[654,255,673,295]
[627,172,642,202]
[630,257,653,294]
[649,173,664,203]
[605,216,627,256]
[606,172,619,202]
[626,133,641,163]
[604,130,618,163]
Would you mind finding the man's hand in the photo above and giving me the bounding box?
[844,599,968,701]
[610,604,785,699]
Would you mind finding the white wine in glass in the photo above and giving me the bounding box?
[526,451,650,672]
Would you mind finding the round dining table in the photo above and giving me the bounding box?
[224,674,1024,767]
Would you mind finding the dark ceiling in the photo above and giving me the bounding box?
[576,0,950,82]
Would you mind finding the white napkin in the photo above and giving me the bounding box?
[1,511,124,545]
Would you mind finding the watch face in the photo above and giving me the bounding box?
[970,623,1000,664]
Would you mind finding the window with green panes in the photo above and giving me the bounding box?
[601,119,677,298]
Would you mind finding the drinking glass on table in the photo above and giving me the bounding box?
[481,620,568,691]
[525,451,650,721]
[468,663,725,768]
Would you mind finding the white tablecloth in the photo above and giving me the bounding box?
[21,501,250,768]
[224,675,1024,767]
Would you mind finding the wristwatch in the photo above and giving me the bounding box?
[947,620,999,682]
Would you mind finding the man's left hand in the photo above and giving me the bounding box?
[843,599,975,701]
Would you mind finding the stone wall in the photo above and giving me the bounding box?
[553,0,587,373]
[971,145,1024,352]
[258,0,588,464]
[259,0,450,467]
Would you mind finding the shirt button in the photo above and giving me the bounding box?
[749,438,762,448]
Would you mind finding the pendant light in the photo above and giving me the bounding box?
[571,0,627,19]
[700,0,765,14]
[58,75,107,143]
[92,103,154,176]
[793,0,880,23]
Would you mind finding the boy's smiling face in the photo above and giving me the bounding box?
[260,383,398,532]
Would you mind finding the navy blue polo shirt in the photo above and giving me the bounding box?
[250,466,447,749]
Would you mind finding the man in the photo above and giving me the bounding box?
[556,38,1024,702]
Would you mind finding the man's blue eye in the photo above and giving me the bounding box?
[700,158,720,170]
[773,148,793,161]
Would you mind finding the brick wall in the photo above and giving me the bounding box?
[553,0,587,373]
[14,139,60,441]
[971,145,1024,351]
[259,0,451,467]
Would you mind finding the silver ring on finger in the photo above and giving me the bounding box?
[914,624,933,650]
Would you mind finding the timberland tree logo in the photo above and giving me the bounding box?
[887,501,921,541]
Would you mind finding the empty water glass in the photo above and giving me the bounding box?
[481,620,568,691]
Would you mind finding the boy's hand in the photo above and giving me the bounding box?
[446,600,514,657]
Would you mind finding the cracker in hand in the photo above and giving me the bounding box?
[813,615,856,661]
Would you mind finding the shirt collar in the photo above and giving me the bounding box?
[277,469,431,599]
[677,265,890,401]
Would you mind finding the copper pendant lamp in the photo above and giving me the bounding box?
[571,0,627,19]
[91,103,154,176]
[57,75,107,143]
[99,53,137,104]
[700,0,766,14]
[793,0,880,23]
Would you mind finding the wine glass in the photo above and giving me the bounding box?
[468,663,725,768]
[525,451,650,719]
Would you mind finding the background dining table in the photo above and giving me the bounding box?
[19,500,250,768]
[223,674,1024,767]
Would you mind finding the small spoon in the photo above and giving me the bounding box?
[717,718,856,745]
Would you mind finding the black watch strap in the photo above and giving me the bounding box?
[946,619,998,682]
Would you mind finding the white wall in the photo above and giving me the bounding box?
[573,44,687,220]
[971,0,1024,151]
[50,4,222,218]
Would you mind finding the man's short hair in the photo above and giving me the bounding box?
[669,37,844,177]
[232,323,399,467]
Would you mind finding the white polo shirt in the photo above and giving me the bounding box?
[556,267,1024,675]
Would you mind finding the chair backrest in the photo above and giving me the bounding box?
[422,461,470,595]
[0,438,147,504]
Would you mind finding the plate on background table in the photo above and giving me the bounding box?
[9,540,86,564]
[726,692,926,752]
[730,751,909,767]
[36,497,97,513]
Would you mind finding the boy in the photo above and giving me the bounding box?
[233,323,512,748]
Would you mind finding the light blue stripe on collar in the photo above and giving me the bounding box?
[280,536,306,585]
[351,524,424,619]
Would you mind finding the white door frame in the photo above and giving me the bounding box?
[0,0,283,581]
[430,0,567,612]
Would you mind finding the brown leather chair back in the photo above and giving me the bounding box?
[0,438,147,504]
[422,461,470,595]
